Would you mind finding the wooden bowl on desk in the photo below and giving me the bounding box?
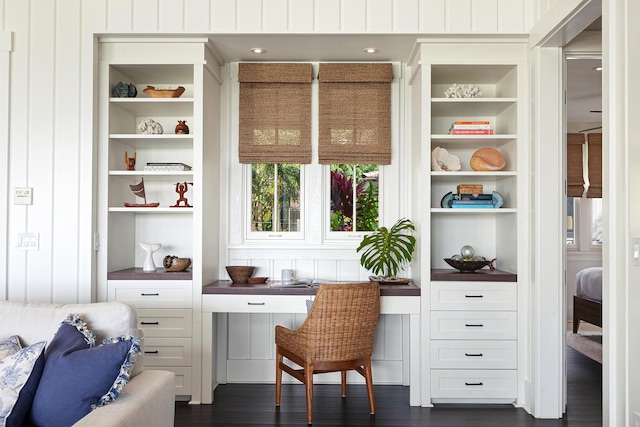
[225,266,255,284]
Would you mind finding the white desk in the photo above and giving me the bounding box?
[200,281,421,405]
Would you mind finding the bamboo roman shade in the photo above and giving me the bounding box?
[238,63,313,164]
[318,63,393,165]
[567,133,602,198]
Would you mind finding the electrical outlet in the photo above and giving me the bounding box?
[14,187,33,205]
[16,233,39,251]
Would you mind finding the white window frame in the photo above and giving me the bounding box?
[244,163,305,241]
[567,197,602,251]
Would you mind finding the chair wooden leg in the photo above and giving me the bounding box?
[305,363,314,424]
[275,348,283,406]
[341,370,347,397]
[363,358,376,415]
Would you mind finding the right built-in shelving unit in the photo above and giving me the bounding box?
[409,41,529,407]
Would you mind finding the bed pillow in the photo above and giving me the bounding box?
[0,339,46,427]
[0,336,22,360]
[29,314,141,427]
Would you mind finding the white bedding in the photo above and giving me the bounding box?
[575,266,603,303]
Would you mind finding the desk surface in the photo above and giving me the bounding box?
[203,280,420,296]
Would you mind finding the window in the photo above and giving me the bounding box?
[329,164,379,232]
[250,164,301,235]
[566,197,602,249]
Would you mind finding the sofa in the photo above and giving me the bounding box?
[0,300,175,427]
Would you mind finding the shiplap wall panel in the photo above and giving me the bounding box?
[133,0,159,32]
[185,0,212,32]
[315,0,341,32]
[236,0,263,32]
[421,0,446,32]
[368,0,394,32]
[472,0,499,32]
[211,0,236,31]
[446,0,473,32]
[395,0,420,32]
[263,0,288,32]
[52,0,82,303]
[107,0,134,32]
[159,0,186,32]
[499,0,526,33]
[289,0,315,32]
[250,313,272,358]
[342,0,367,32]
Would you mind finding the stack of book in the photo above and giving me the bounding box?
[144,162,192,172]
[449,121,494,135]
[451,193,494,209]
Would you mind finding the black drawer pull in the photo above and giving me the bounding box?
[465,382,483,386]
[465,353,484,357]
[144,350,159,354]
[465,294,484,298]
[141,293,160,296]
[247,302,266,306]
[465,323,484,327]
[141,322,159,325]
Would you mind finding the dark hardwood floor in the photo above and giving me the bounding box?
[175,347,602,426]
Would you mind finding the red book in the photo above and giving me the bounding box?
[451,129,495,135]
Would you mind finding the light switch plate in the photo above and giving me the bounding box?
[14,187,33,205]
[17,233,39,250]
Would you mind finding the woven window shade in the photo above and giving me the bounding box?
[238,63,313,164]
[318,63,393,165]
[567,133,602,198]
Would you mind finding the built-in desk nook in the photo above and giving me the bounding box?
[201,281,421,405]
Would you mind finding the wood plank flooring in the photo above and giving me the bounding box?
[175,347,602,426]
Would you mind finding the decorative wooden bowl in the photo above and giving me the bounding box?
[143,85,186,98]
[226,266,255,284]
[443,258,492,273]
[163,256,191,272]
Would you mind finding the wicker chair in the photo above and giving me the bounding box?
[275,282,381,424]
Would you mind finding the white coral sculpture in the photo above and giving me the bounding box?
[137,119,164,135]
[444,83,482,98]
[431,146,461,171]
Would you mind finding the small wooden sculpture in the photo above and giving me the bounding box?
[124,151,136,171]
[172,182,193,208]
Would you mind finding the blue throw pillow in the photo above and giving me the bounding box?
[29,314,140,427]
[0,339,46,427]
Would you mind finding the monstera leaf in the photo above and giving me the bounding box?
[357,218,416,279]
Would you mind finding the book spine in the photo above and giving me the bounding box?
[453,193,493,200]
[452,124,491,130]
[453,121,490,125]
[451,129,495,135]
[452,200,494,205]
[451,204,494,208]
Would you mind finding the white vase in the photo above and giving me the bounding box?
[139,242,161,272]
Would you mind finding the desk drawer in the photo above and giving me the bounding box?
[202,294,310,314]
[137,309,192,338]
[431,369,517,399]
[155,366,192,398]
[431,311,517,340]
[143,337,192,367]
[431,340,517,369]
[431,282,517,311]
[108,280,192,308]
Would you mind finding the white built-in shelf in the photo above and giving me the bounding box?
[431,171,517,180]
[110,97,194,116]
[431,208,517,214]
[108,207,193,213]
[109,170,193,177]
[431,98,516,116]
[109,134,194,149]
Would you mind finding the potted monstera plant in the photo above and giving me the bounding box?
[356,217,416,284]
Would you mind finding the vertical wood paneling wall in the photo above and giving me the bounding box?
[1,0,534,387]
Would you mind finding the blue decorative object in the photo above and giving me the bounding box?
[492,191,504,208]
[0,339,46,426]
[29,314,140,427]
[440,191,453,208]
[112,82,137,98]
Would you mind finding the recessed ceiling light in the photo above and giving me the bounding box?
[250,48,266,54]
[593,66,602,71]
[363,48,378,54]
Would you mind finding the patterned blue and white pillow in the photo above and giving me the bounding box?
[0,339,46,427]
[0,336,21,360]
[29,314,140,427]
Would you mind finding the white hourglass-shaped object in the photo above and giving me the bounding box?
[139,242,161,272]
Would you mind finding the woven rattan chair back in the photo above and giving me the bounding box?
[275,282,381,424]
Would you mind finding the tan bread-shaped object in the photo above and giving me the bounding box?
[470,147,506,171]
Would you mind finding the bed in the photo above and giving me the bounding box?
[573,266,602,333]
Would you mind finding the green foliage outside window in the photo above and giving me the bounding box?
[330,164,379,232]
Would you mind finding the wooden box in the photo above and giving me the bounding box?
[457,184,483,194]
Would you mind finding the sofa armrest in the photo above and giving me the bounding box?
[72,370,175,427]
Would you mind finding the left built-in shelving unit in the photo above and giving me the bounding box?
[97,38,222,404]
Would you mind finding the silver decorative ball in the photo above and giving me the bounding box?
[460,245,475,258]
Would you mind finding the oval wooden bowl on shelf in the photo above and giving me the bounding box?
[225,266,255,284]
[443,258,492,273]
[143,85,186,98]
